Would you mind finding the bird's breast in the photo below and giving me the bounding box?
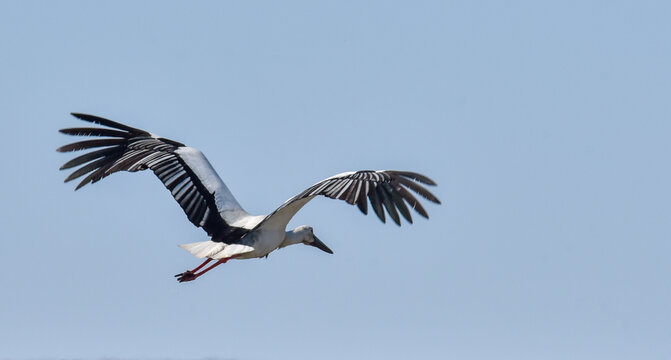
[237,229,285,259]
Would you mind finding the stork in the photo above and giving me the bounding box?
[58,113,441,282]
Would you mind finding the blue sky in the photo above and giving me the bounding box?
[1,1,670,359]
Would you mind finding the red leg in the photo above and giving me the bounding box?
[190,258,212,273]
[193,258,228,276]
[175,256,235,283]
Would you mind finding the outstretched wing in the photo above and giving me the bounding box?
[58,113,251,240]
[256,170,441,230]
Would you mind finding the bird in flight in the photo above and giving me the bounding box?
[58,113,441,282]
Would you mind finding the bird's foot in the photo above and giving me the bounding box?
[174,270,198,283]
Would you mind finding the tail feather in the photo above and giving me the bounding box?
[179,241,254,259]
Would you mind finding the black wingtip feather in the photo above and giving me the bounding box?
[355,187,368,215]
[74,164,110,190]
[368,184,386,223]
[59,147,120,170]
[397,177,441,204]
[57,138,126,152]
[378,184,401,226]
[384,183,413,224]
[395,185,430,219]
[70,113,149,134]
[394,171,438,186]
[59,127,130,138]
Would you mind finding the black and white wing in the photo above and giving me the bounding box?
[256,170,441,230]
[58,113,250,240]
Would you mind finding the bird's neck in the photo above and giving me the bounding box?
[279,229,306,249]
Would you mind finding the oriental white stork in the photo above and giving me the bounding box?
[58,113,441,282]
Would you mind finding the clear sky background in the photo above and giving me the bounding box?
[1,1,670,359]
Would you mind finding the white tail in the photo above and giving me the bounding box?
[179,241,254,259]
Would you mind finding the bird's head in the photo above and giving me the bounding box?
[293,225,334,254]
